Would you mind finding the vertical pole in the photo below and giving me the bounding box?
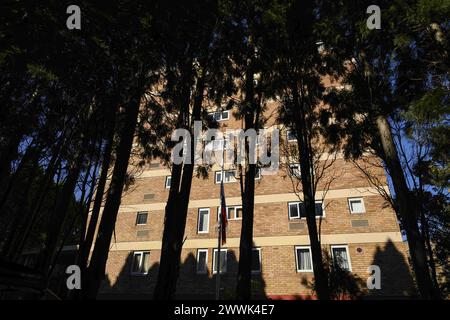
[215,138,226,300]
[215,217,221,300]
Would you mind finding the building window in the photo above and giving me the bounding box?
[215,170,236,184]
[255,167,261,180]
[131,251,150,275]
[196,249,208,274]
[289,202,303,219]
[165,176,171,188]
[295,246,313,272]
[213,249,227,274]
[197,208,210,233]
[348,197,365,214]
[288,201,324,219]
[205,138,231,152]
[208,110,229,121]
[286,130,297,142]
[220,205,242,220]
[136,212,148,225]
[252,248,262,273]
[288,164,301,178]
[331,245,352,271]
[315,201,325,217]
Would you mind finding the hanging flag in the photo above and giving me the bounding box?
[220,180,228,245]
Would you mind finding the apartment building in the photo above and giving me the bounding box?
[98,89,416,299]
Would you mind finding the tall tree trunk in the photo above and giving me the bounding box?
[236,69,258,300]
[293,85,330,300]
[236,163,256,299]
[76,115,116,298]
[83,88,143,299]
[154,73,204,300]
[420,210,441,296]
[375,115,437,299]
[37,137,87,274]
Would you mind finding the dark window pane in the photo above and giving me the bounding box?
[131,253,141,273]
[299,203,307,218]
[197,251,207,273]
[252,249,261,272]
[289,203,299,218]
[136,212,148,225]
[315,203,323,217]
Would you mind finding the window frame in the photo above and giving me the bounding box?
[130,251,150,275]
[288,163,301,178]
[286,130,297,142]
[215,170,237,184]
[295,246,314,272]
[196,249,208,274]
[165,176,171,189]
[208,110,230,122]
[288,201,325,220]
[219,205,243,221]
[212,248,228,274]
[348,197,366,214]
[251,248,262,274]
[255,167,261,180]
[197,208,210,234]
[135,211,148,225]
[330,245,352,271]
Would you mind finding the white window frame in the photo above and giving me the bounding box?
[295,246,314,272]
[251,248,262,274]
[330,245,352,272]
[255,167,261,180]
[219,205,242,220]
[165,176,171,189]
[215,170,236,184]
[288,201,325,220]
[209,110,230,121]
[288,202,302,219]
[315,200,326,218]
[348,197,366,214]
[197,208,210,234]
[212,249,227,274]
[288,163,301,178]
[130,251,150,275]
[136,211,148,225]
[196,249,208,274]
[286,130,297,142]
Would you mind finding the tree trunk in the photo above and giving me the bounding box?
[375,115,437,299]
[236,163,256,299]
[292,84,330,300]
[82,89,142,299]
[154,72,204,300]
[37,139,86,274]
[76,118,116,280]
[236,69,258,300]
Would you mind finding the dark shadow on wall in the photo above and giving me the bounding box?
[93,240,416,300]
[98,249,267,300]
[366,239,417,299]
[298,240,417,300]
[99,253,159,299]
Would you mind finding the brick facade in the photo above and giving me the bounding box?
[96,97,417,299]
